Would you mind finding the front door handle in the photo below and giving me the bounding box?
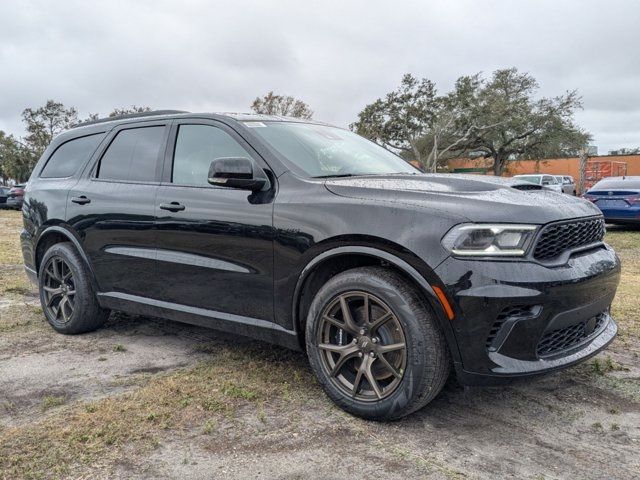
[159,202,185,212]
[71,196,91,205]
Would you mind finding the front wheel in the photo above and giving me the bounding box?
[305,267,450,420]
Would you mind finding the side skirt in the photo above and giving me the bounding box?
[97,292,301,351]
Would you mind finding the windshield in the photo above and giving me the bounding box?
[246,122,419,177]
[516,175,542,185]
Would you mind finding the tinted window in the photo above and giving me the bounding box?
[40,133,103,178]
[517,175,541,185]
[592,177,640,190]
[172,125,252,186]
[97,126,165,182]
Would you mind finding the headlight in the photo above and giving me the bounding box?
[442,224,538,257]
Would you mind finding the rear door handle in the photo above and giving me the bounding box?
[71,196,91,205]
[159,202,185,212]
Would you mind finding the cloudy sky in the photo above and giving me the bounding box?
[1,0,639,154]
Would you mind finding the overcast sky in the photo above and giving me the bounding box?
[1,0,639,154]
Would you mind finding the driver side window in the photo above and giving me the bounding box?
[172,124,252,186]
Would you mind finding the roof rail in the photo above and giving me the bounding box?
[76,110,189,127]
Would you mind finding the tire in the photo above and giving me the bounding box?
[305,266,450,420]
[38,242,109,334]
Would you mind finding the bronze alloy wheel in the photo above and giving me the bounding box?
[316,291,407,402]
[42,256,76,324]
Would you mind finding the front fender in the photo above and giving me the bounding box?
[291,245,462,365]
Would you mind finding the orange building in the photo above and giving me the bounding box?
[446,154,640,193]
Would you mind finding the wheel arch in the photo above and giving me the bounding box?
[292,245,461,361]
[34,226,100,291]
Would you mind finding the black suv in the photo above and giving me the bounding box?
[21,111,620,420]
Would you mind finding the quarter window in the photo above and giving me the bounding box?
[40,133,103,178]
[172,124,252,186]
[97,126,165,182]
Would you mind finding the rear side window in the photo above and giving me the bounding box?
[172,124,252,186]
[40,133,103,178]
[97,126,165,182]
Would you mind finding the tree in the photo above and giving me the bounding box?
[452,68,589,175]
[251,92,313,119]
[80,113,100,123]
[0,131,31,183]
[22,100,79,161]
[351,74,503,172]
[351,74,438,167]
[578,147,590,195]
[108,105,152,117]
[79,106,152,124]
[609,147,640,155]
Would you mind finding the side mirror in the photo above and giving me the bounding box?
[208,157,269,192]
[542,180,550,185]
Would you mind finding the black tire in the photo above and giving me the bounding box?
[38,242,109,334]
[305,266,450,420]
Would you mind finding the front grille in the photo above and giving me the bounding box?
[533,217,605,261]
[537,313,607,357]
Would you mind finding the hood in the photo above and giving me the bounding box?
[324,174,601,224]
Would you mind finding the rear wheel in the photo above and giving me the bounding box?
[39,242,109,334]
[305,267,450,420]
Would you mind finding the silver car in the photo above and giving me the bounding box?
[513,174,564,193]
[555,175,577,195]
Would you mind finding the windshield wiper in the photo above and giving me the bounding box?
[313,173,358,179]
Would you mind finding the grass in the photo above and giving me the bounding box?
[0,304,43,333]
[0,209,25,265]
[0,345,314,479]
[604,227,640,340]
[591,355,630,375]
[41,395,67,412]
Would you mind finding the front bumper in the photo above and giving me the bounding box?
[435,244,621,385]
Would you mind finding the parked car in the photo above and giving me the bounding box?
[6,184,26,209]
[21,111,620,420]
[555,175,577,195]
[513,174,564,193]
[0,186,10,207]
[584,176,640,224]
